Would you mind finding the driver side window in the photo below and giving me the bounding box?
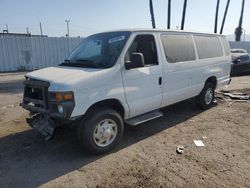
[125,35,158,66]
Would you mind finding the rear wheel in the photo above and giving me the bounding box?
[78,108,124,155]
[196,82,215,110]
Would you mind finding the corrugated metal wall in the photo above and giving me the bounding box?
[0,35,82,72]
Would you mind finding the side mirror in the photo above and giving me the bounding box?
[235,58,241,64]
[125,53,145,70]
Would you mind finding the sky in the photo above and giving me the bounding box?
[0,0,249,38]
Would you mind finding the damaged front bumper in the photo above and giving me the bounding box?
[20,78,75,140]
[27,114,55,140]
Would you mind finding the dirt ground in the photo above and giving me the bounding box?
[0,72,250,188]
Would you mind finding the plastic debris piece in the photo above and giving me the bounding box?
[223,93,249,100]
[176,145,184,154]
[213,99,218,104]
[219,168,231,172]
[193,140,205,147]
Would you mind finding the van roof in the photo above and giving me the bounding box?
[102,28,225,37]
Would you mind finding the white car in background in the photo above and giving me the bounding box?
[231,48,248,61]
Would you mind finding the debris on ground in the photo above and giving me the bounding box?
[216,90,250,101]
[219,168,231,172]
[213,99,218,104]
[193,140,205,147]
[13,119,21,123]
[223,93,249,100]
[176,145,184,154]
[23,143,31,150]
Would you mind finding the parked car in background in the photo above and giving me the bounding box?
[231,48,248,61]
[231,54,250,76]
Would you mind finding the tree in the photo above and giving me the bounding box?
[167,0,171,29]
[149,0,156,28]
[214,0,220,33]
[235,0,245,41]
[181,0,187,30]
[220,0,230,34]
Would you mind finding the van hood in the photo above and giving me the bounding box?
[26,66,116,91]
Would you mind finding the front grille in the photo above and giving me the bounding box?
[21,79,50,113]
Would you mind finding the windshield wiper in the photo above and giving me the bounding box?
[59,59,105,69]
[75,59,100,68]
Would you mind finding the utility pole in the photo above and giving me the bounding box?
[149,0,156,29]
[235,0,245,41]
[39,22,43,36]
[65,20,70,37]
[26,27,29,34]
[220,0,230,34]
[3,24,9,33]
[181,0,187,30]
[214,0,220,33]
[167,0,171,29]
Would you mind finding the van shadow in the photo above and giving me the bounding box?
[0,99,205,188]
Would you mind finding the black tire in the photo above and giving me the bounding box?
[78,108,124,155]
[196,82,215,110]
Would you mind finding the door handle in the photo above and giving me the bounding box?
[159,77,162,85]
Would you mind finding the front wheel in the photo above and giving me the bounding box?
[78,108,124,155]
[196,82,215,110]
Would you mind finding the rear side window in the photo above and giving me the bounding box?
[194,35,223,59]
[161,34,196,63]
[220,37,230,56]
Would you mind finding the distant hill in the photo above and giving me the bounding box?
[226,34,250,41]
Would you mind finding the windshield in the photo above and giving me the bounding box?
[60,31,131,69]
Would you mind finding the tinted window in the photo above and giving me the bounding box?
[220,37,230,56]
[125,35,158,66]
[194,35,223,59]
[161,34,196,63]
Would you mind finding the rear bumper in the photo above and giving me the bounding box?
[217,76,231,89]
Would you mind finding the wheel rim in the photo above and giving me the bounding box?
[205,88,213,105]
[93,119,118,147]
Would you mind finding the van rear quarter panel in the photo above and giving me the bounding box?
[158,32,231,108]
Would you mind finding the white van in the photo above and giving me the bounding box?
[21,29,231,154]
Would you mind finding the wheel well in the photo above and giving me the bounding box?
[85,99,125,118]
[206,76,217,88]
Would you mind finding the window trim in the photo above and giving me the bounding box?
[194,35,224,59]
[125,34,159,67]
[160,33,197,64]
